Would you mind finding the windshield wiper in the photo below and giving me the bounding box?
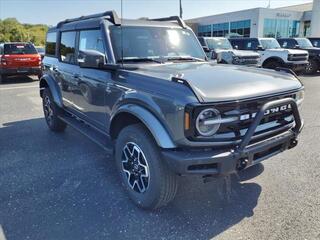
[164,56,205,62]
[117,58,163,64]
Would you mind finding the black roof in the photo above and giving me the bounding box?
[48,11,186,32]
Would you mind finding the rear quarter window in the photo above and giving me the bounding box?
[4,44,37,54]
[45,32,57,56]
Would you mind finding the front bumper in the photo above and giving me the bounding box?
[162,98,303,176]
[0,67,41,76]
[285,62,307,72]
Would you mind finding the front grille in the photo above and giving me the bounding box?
[193,92,297,146]
[288,54,308,61]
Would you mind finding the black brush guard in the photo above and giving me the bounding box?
[162,98,303,176]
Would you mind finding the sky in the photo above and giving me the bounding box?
[0,0,313,26]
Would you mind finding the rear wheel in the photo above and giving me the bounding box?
[115,124,178,209]
[0,74,3,84]
[42,88,67,132]
[305,59,319,75]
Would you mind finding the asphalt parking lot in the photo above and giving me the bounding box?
[0,74,320,240]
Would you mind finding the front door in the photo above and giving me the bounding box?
[69,29,110,129]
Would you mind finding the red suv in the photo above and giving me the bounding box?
[0,42,42,83]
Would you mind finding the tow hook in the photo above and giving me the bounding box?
[288,139,298,149]
[236,158,248,171]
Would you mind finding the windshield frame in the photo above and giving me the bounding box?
[109,25,207,63]
[259,38,282,49]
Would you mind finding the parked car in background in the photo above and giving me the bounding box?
[0,42,42,83]
[229,38,309,73]
[308,38,320,48]
[277,38,320,74]
[198,37,260,66]
[40,11,304,209]
[35,46,45,59]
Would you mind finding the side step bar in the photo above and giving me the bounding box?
[59,114,113,154]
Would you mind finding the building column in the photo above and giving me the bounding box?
[311,0,320,37]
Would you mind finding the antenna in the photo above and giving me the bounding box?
[179,0,183,19]
[121,0,124,66]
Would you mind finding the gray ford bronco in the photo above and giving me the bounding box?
[40,11,304,209]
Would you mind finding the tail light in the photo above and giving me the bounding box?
[0,55,7,65]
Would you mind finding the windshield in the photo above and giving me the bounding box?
[110,26,206,62]
[259,39,281,49]
[205,38,232,50]
[296,38,313,48]
[4,43,37,55]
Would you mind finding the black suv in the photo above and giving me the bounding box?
[308,38,320,48]
[40,11,304,209]
[277,38,320,74]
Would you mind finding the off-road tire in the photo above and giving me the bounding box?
[305,59,319,75]
[42,88,67,132]
[115,124,178,210]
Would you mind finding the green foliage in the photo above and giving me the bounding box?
[0,18,48,46]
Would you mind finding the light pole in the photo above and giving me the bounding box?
[179,0,183,19]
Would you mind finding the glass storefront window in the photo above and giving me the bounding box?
[212,22,229,37]
[198,25,212,37]
[230,20,251,37]
[263,19,301,38]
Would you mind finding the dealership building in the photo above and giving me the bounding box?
[186,0,320,38]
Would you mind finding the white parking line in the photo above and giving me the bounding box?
[0,225,7,240]
[0,85,38,91]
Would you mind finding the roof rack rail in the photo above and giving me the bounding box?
[150,16,187,28]
[56,10,121,28]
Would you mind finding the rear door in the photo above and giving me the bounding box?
[3,43,40,69]
[55,31,79,110]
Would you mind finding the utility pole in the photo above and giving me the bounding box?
[267,0,271,8]
[179,0,183,19]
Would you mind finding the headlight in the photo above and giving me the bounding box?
[295,90,305,107]
[196,108,221,136]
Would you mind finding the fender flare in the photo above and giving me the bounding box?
[39,74,63,108]
[110,104,177,149]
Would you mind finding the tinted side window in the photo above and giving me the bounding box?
[45,32,57,56]
[229,40,242,49]
[79,29,105,55]
[279,39,295,48]
[244,40,258,50]
[60,31,77,64]
[198,37,206,47]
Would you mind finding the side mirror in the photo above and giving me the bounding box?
[203,46,211,53]
[211,51,218,60]
[257,45,265,51]
[294,44,300,49]
[234,45,239,50]
[78,50,106,69]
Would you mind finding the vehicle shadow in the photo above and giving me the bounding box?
[1,75,37,84]
[0,118,262,240]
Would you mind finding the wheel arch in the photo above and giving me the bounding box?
[109,104,177,149]
[39,74,63,108]
[262,57,285,67]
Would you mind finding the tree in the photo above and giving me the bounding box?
[0,18,48,46]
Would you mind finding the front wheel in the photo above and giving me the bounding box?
[115,124,178,210]
[305,59,319,75]
[42,88,67,132]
